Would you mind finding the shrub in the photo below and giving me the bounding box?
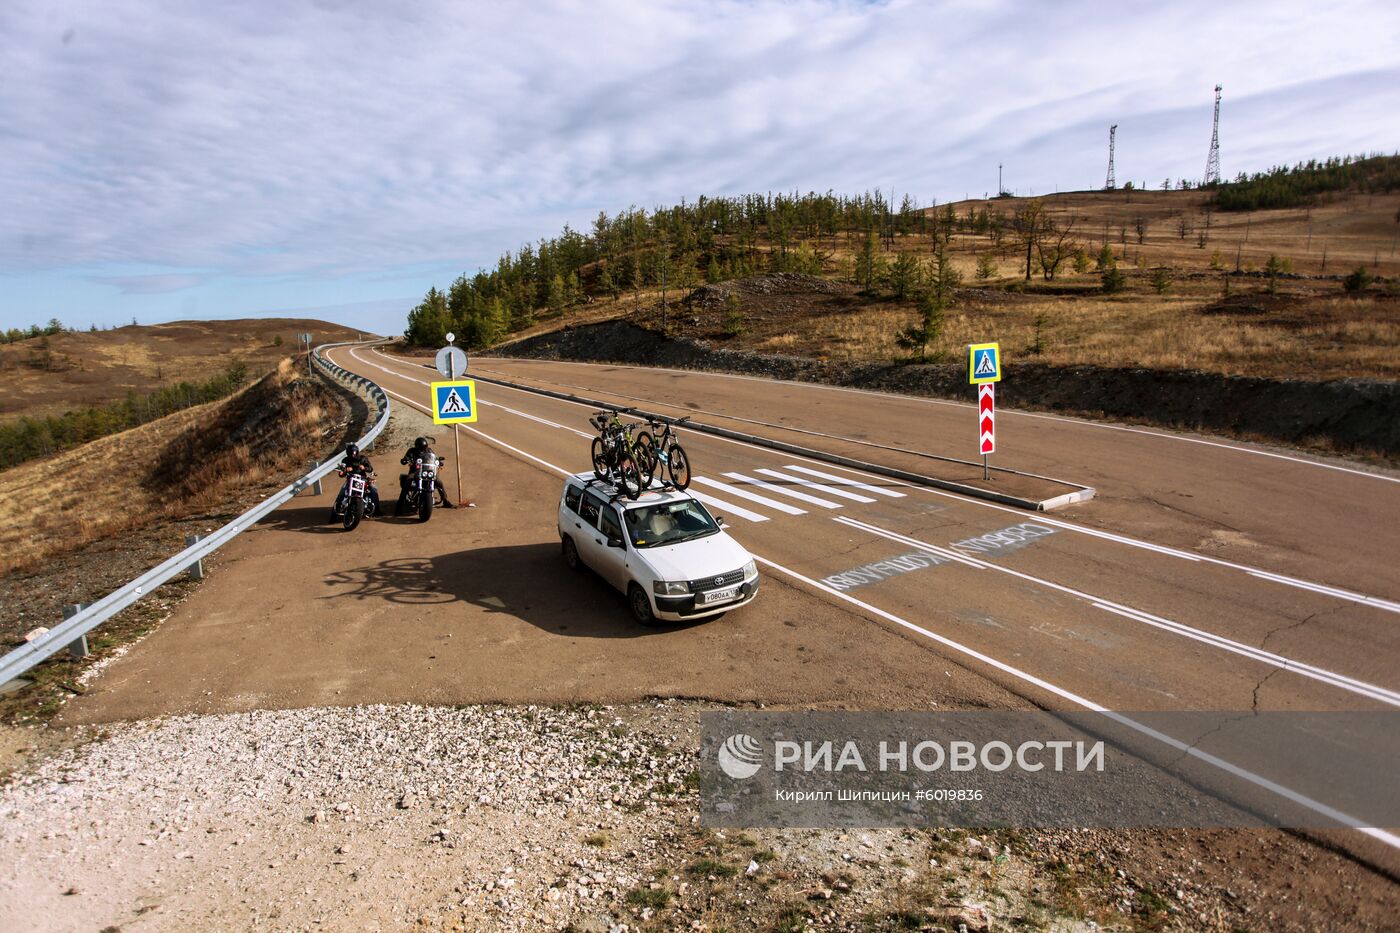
[721,309,745,337]
[1150,266,1172,294]
[1101,264,1126,294]
[1343,265,1373,293]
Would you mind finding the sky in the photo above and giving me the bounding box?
[2,0,1398,337]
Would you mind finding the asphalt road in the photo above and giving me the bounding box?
[67,344,1400,870]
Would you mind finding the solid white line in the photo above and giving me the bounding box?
[353,346,595,439]
[690,476,806,515]
[752,553,1400,850]
[477,355,1399,483]
[686,489,769,524]
[833,515,1400,709]
[370,380,572,479]
[361,348,1400,611]
[722,472,842,509]
[353,349,1400,850]
[783,464,907,498]
[755,468,877,503]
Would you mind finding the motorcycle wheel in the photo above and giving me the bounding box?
[344,497,363,531]
[419,495,434,522]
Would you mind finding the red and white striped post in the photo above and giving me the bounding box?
[967,341,1001,481]
[978,384,995,479]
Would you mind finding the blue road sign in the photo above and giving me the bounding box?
[431,380,477,424]
[968,342,1001,384]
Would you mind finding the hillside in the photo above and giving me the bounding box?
[0,359,351,576]
[0,318,366,424]
[478,183,1399,384]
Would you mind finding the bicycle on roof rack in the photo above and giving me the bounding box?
[587,409,653,499]
[635,415,692,490]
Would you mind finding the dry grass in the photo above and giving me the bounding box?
[502,187,1400,382]
[0,361,345,573]
[0,317,364,424]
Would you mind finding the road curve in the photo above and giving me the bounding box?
[64,344,1400,870]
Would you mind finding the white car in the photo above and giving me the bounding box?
[558,472,759,624]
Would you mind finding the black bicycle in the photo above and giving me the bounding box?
[635,415,692,490]
[588,410,651,499]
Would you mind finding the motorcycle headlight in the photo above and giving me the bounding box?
[742,559,757,579]
[653,580,689,597]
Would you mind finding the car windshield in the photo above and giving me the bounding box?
[623,498,720,548]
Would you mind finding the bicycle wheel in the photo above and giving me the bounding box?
[667,443,691,489]
[591,437,610,480]
[617,459,642,499]
[632,431,658,487]
[634,431,657,482]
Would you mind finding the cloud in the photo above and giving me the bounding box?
[2,0,1398,321]
[92,273,204,294]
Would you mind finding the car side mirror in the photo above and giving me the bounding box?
[607,535,625,549]
[715,516,726,527]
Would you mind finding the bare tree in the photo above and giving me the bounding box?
[1035,215,1079,281]
[1013,199,1046,281]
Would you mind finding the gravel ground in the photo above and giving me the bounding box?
[5,700,1397,931]
[0,701,1118,932]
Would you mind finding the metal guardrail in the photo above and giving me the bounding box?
[0,341,392,689]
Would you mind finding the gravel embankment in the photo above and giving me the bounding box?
[1,702,1105,932]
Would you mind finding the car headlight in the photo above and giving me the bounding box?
[653,580,689,596]
[742,559,757,579]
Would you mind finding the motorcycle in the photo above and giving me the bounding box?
[397,453,443,522]
[330,469,377,530]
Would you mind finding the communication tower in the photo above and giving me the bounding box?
[1105,125,1117,190]
[1204,84,1222,185]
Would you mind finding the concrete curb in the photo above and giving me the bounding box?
[465,370,1096,512]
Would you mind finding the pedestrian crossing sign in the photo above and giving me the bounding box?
[430,380,477,424]
[967,342,1001,385]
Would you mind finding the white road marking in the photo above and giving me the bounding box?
[690,476,806,515]
[833,515,1400,709]
[477,355,1399,483]
[722,471,843,509]
[685,489,769,523]
[355,348,1400,612]
[750,553,1400,851]
[346,348,1400,852]
[783,464,906,497]
[379,346,1400,707]
[754,467,877,503]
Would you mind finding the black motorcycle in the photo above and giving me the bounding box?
[329,469,377,530]
[396,453,443,522]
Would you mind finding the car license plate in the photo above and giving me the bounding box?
[701,586,739,605]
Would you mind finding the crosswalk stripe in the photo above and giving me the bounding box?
[722,472,842,509]
[783,464,906,498]
[754,468,876,503]
[690,476,807,515]
[687,488,769,523]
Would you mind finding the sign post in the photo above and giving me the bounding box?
[434,334,472,503]
[978,385,995,479]
[967,341,1001,480]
